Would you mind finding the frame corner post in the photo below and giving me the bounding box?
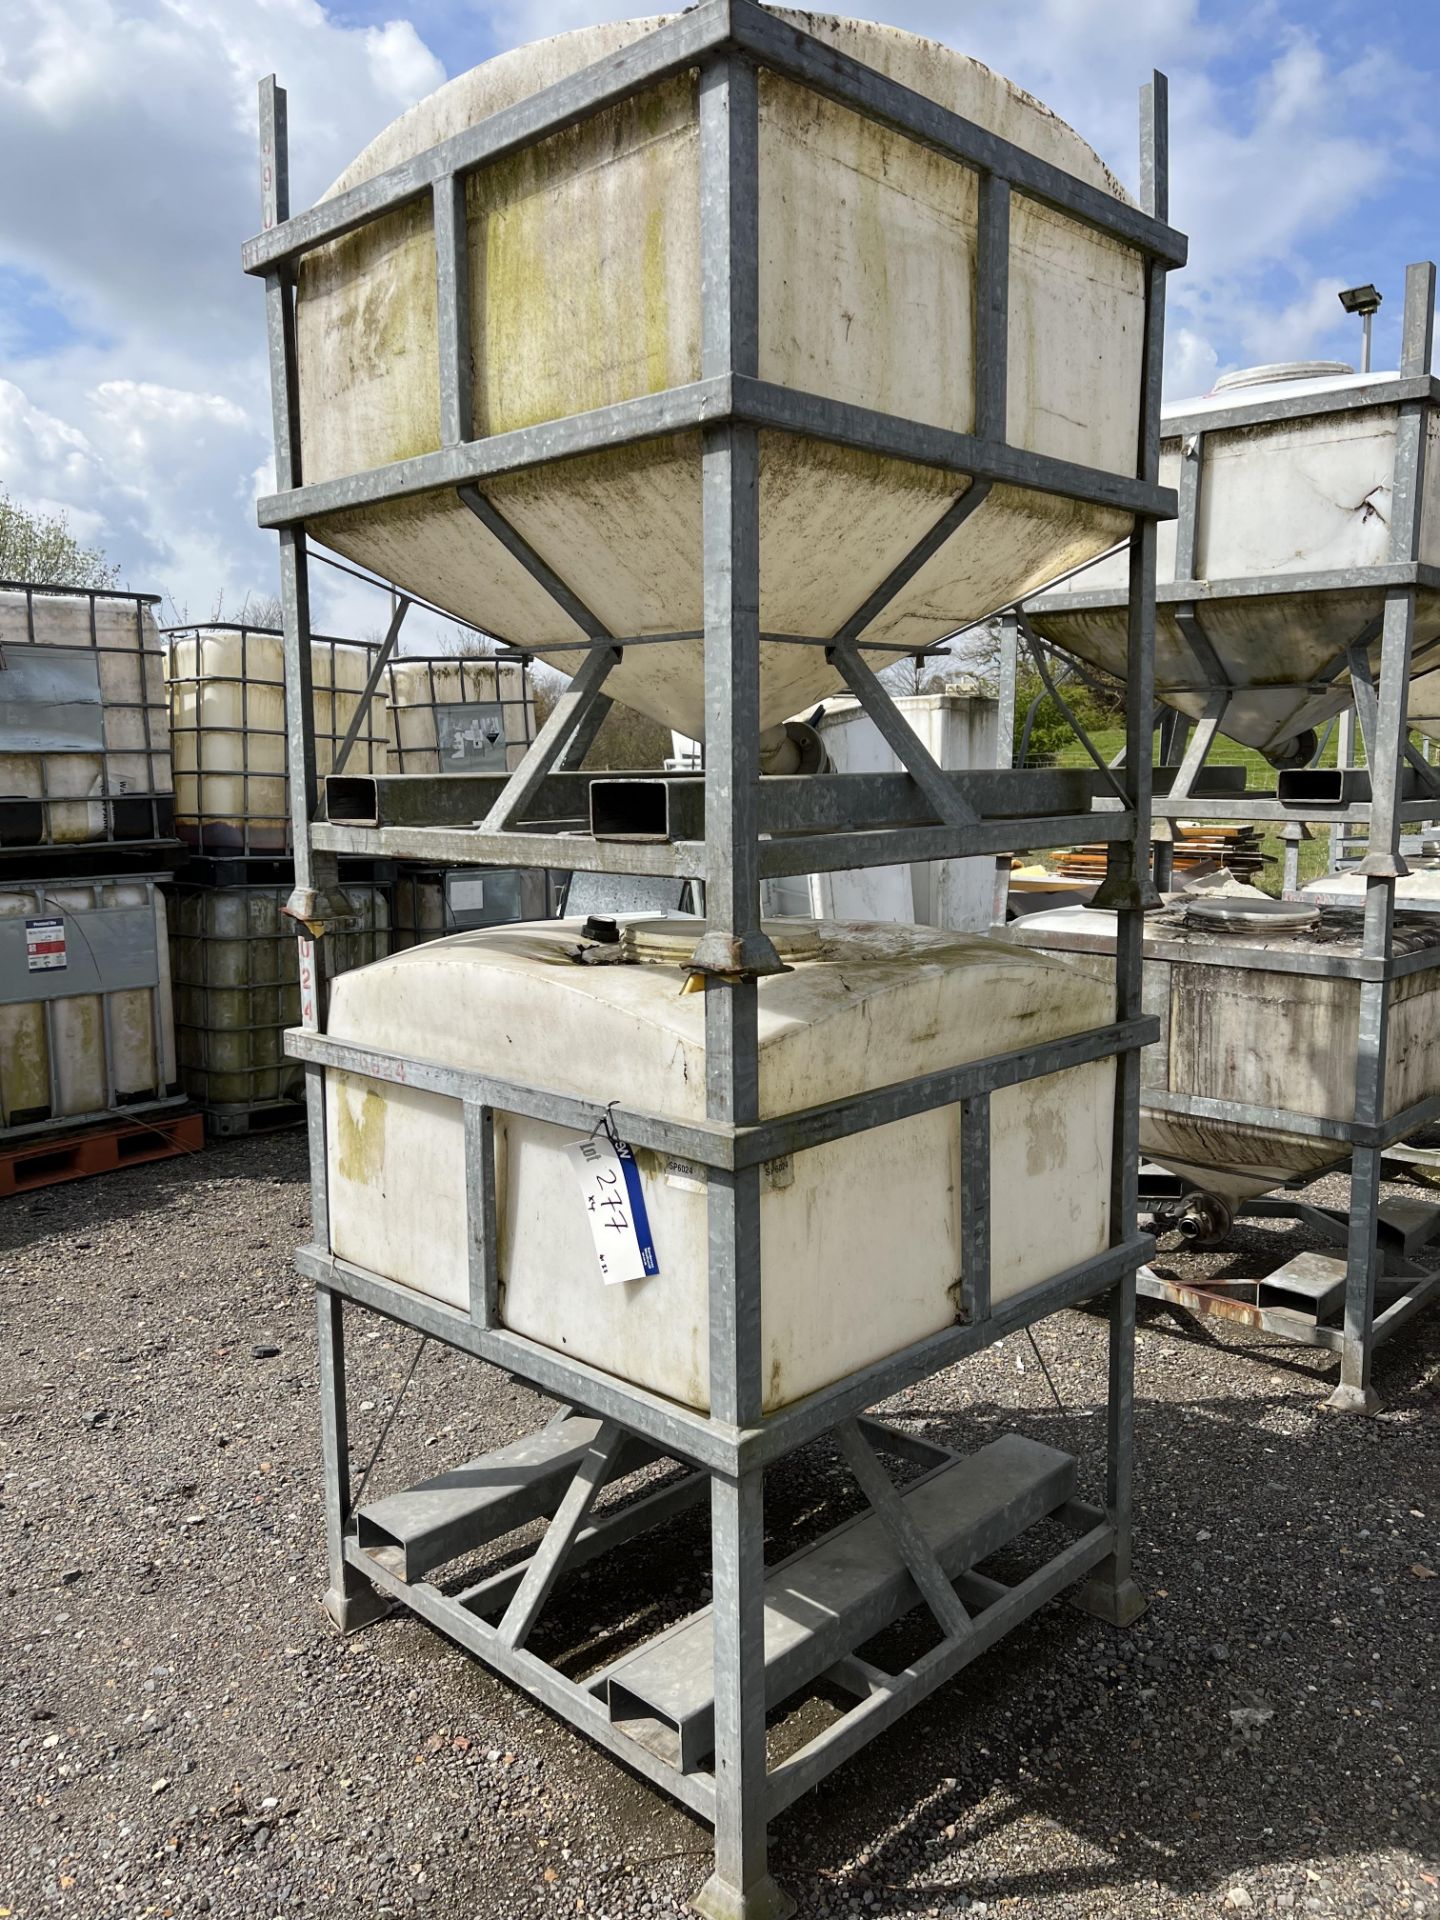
[316,1288,390,1634]
[695,48,789,1920]
[992,612,1019,923]
[259,62,345,1543]
[1338,260,1435,1414]
[1081,58,1174,1630]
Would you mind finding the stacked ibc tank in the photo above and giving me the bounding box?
[380,654,559,948]
[163,624,392,1133]
[0,581,193,1185]
[162,631,550,1124]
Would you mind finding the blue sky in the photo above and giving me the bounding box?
[0,0,1435,632]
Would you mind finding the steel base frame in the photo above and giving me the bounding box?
[1140,1176,1440,1405]
[315,1277,1122,1904]
[250,15,1182,1910]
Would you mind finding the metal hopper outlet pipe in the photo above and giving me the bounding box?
[1175,1191,1234,1245]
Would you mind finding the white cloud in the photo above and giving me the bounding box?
[0,378,106,496]
[0,0,445,616]
[1165,326,1221,400]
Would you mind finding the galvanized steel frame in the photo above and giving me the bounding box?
[1027,262,1440,1409]
[254,27,1178,1916]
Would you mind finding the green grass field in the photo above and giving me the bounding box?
[1046,726,1338,895]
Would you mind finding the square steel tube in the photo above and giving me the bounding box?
[324,771,591,829]
[255,373,1178,530]
[312,820,707,879]
[1278,768,1421,807]
[603,1433,1075,1772]
[354,1415,658,1581]
[1151,764,1246,798]
[587,766,1111,841]
[283,1015,1157,1171]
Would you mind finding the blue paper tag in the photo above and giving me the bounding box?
[566,1133,660,1284]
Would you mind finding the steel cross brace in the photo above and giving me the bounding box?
[1162,688,1230,810]
[333,594,410,777]
[482,642,620,834]
[835,1419,973,1639]
[1347,641,1382,774]
[1016,614,1130,804]
[457,484,625,834]
[824,478,995,829]
[497,1419,627,1648]
[1172,602,1230,693]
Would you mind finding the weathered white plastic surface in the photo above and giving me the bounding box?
[1298,864,1440,910]
[169,884,389,1113]
[385,656,534,773]
[323,919,1115,1413]
[1007,903,1440,1203]
[0,880,175,1131]
[1404,669,1440,741]
[1028,366,1440,758]
[296,14,1142,739]
[778,692,999,930]
[167,631,386,850]
[0,589,170,844]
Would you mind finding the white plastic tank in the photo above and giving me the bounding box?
[1026,363,1440,761]
[169,883,389,1124]
[0,877,177,1135]
[166,627,387,852]
[295,14,1145,741]
[0,584,172,847]
[1297,863,1440,912]
[1006,900,1440,1205]
[1404,668,1440,741]
[776,691,999,931]
[322,918,1116,1413]
[385,656,535,774]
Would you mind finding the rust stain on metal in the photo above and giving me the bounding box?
[1147,1274,1266,1331]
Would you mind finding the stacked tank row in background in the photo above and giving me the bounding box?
[0,581,173,853]
[161,629,544,1131]
[165,632,535,854]
[0,584,187,1159]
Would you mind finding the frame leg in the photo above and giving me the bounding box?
[692,1472,794,1920]
[1326,1143,1386,1416]
[317,1289,390,1633]
[1073,1273,1147,1626]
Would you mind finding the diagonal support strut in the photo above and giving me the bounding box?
[333,594,410,777]
[822,480,996,832]
[835,1419,972,1640]
[458,484,622,833]
[496,1420,627,1649]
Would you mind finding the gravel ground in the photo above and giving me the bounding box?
[2,1133,1437,1920]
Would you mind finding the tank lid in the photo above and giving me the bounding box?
[1184,897,1320,932]
[1211,360,1354,393]
[619,917,823,965]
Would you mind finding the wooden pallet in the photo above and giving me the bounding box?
[1057,823,1264,881]
[0,1109,203,1198]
